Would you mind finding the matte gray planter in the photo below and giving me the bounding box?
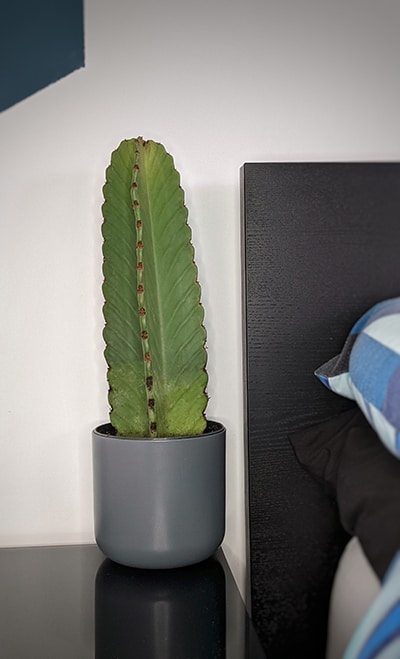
[92,421,226,569]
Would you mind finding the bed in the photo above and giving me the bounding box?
[241,162,400,658]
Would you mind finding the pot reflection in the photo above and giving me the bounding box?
[95,555,226,658]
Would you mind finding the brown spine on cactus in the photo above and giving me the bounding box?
[131,141,157,437]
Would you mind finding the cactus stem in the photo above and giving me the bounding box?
[131,139,157,438]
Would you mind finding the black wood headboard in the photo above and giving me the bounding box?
[241,162,400,658]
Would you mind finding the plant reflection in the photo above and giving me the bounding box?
[95,555,226,658]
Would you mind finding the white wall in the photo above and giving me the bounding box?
[1,0,399,596]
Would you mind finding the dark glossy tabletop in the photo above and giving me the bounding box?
[0,544,266,658]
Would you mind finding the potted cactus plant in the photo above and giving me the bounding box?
[92,137,226,569]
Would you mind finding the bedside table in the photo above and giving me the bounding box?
[0,544,266,658]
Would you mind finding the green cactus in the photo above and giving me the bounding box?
[101,137,208,437]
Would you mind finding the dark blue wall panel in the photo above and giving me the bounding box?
[0,0,84,112]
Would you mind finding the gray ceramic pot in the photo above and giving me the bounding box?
[92,421,226,569]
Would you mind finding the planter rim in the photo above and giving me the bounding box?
[93,419,225,443]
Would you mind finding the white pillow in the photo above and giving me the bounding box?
[343,551,400,658]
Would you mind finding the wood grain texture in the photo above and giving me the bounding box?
[241,162,400,658]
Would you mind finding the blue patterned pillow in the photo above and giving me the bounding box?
[343,552,400,658]
[315,297,400,458]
